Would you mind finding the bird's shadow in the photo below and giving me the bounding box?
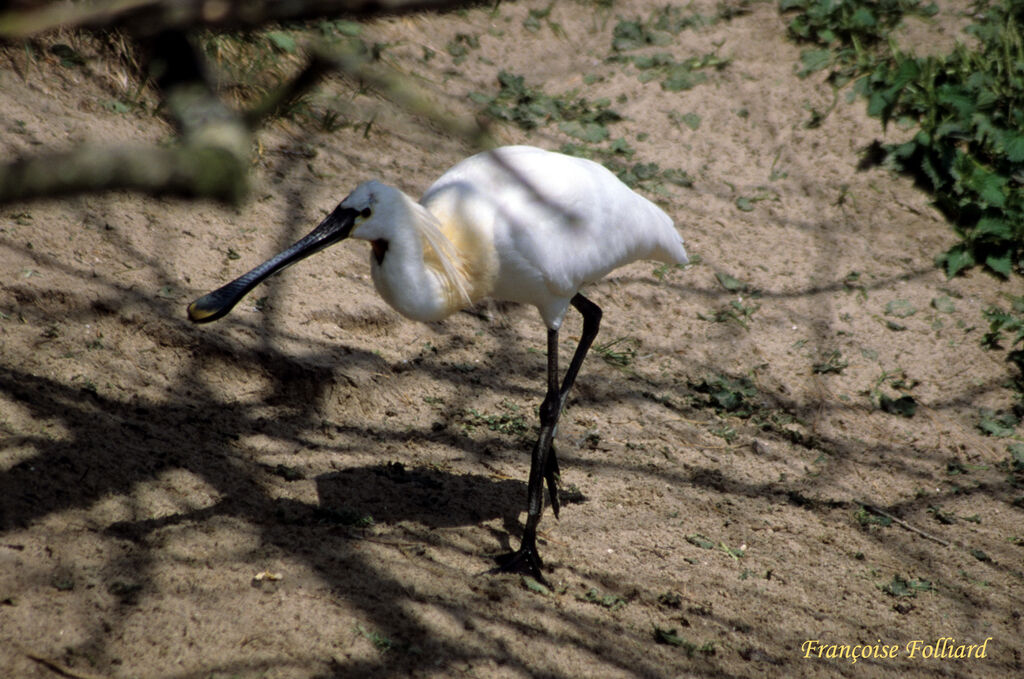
[314,463,523,528]
[101,463,525,546]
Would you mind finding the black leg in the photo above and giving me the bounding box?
[544,293,602,518]
[490,293,602,584]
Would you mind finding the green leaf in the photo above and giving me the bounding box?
[654,626,685,646]
[963,164,1007,207]
[879,394,917,417]
[686,534,715,549]
[558,120,609,143]
[101,99,130,114]
[973,217,1013,240]
[881,576,934,597]
[735,196,754,212]
[930,296,956,313]
[856,506,892,527]
[940,245,975,278]
[49,43,85,67]
[521,576,551,595]
[1009,443,1024,471]
[850,7,877,29]
[631,163,657,180]
[885,299,917,318]
[715,271,746,292]
[266,31,297,54]
[798,49,832,77]
[608,137,635,156]
[977,410,1017,437]
[1002,132,1024,162]
[985,252,1013,277]
[661,67,707,91]
[680,112,701,130]
[661,168,694,187]
[881,576,916,597]
[935,84,976,119]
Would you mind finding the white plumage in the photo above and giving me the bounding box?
[358,146,687,327]
[188,145,688,583]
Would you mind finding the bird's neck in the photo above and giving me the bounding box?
[369,194,471,323]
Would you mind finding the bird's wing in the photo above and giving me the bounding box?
[433,147,686,294]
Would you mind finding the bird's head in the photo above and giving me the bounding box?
[186,180,394,324]
[336,180,409,243]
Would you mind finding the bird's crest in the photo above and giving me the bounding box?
[413,206,473,310]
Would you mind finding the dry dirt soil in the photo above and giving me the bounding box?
[1,1,1022,678]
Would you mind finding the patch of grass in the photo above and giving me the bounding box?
[856,505,893,527]
[698,299,761,329]
[354,623,398,653]
[782,0,1024,279]
[867,369,919,417]
[199,24,385,132]
[608,3,739,96]
[578,587,627,611]
[559,141,694,193]
[931,295,956,313]
[686,534,716,549]
[982,298,1024,349]
[880,575,935,597]
[653,261,691,281]
[885,299,917,319]
[523,2,566,36]
[879,394,918,417]
[470,71,622,140]
[613,49,731,92]
[463,401,529,436]
[714,271,748,292]
[689,374,759,416]
[782,0,937,77]
[977,408,1019,437]
[652,626,716,656]
[668,109,702,131]
[928,505,956,525]
[1008,442,1024,472]
[980,298,1024,404]
[593,336,640,368]
[521,576,552,595]
[812,349,848,374]
[709,423,738,442]
[612,3,751,52]
[446,32,480,64]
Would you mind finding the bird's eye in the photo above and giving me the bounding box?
[360,208,372,219]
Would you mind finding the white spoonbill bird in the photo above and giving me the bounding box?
[188,145,688,583]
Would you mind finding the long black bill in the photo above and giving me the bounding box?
[187,206,359,323]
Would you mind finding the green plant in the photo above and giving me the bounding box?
[782,0,1024,278]
[470,71,622,140]
[463,401,529,436]
[782,0,937,78]
[980,297,1024,400]
[812,349,849,374]
[612,3,751,52]
[578,587,627,610]
[593,336,640,368]
[689,374,759,416]
[524,2,566,36]
[698,299,761,329]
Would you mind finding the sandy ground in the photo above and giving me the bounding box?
[1,1,1021,677]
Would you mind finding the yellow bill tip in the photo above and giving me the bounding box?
[187,300,220,323]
